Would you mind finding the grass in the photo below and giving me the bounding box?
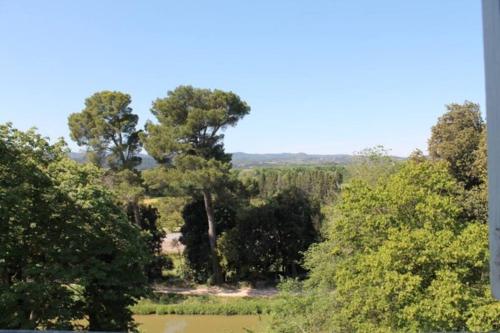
[132,293,277,316]
[160,253,197,287]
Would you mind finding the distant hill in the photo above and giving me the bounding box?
[230,152,354,168]
[68,152,87,163]
[69,152,157,170]
[69,152,403,169]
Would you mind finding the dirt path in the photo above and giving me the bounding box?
[154,285,278,298]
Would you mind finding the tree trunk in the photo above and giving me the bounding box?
[202,190,223,284]
[131,200,141,226]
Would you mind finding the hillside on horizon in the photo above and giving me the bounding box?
[69,151,405,169]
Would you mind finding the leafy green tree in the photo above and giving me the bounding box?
[143,196,188,232]
[127,204,172,281]
[0,124,150,331]
[219,187,320,282]
[428,101,485,189]
[110,168,146,226]
[408,148,427,163]
[142,85,250,283]
[55,160,150,331]
[179,198,237,283]
[428,102,488,223]
[473,129,487,183]
[0,125,79,329]
[68,91,151,230]
[68,91,142,170]
[269,160,499,333]
[346,145,401,185]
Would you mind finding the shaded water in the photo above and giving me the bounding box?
[134,315,266,333]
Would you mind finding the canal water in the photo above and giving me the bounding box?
[134,314,266,333]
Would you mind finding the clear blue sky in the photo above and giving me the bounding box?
[0,0,485,156]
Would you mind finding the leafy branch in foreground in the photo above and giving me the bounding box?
[0,124,150,331]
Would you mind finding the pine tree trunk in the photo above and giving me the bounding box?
[202,190,223,284]
[132,200,141,226]
[125,197,141,227]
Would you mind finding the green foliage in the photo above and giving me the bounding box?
[162,253,191,283]
[110,168,146,207]
[239,166,343,204]
[142,85,251,284]
[428,102,487,223]
[0,125,78,329]
[142,85,251,196]
[428,101,485,189]
[128,205,172,281]
[0,124,150,331]
[177,186,320,284]
[143,196,188,232]
[267,280,333,333]
[473,129,487,183]
[345,145,401,185]
[269,160,498,333]
[68,91,142,170]
[143,85,250,164]
[68,92,171,286]
[218,188,321,282]
[132,295,275,315]
[179,198,237,283]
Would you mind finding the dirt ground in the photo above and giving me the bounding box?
[154,285,278,298]
[162,232,185,254]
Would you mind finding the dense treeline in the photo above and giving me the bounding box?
[179,187,320,284]
[144,166,339,234]
[218,187,320,282]
[269,101,499,333]
[173,166,330,285]
[240,166,343,203]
